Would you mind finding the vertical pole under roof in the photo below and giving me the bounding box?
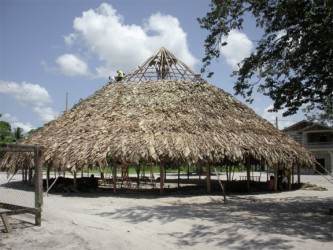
[274,167,278,191]
[206,163,211,193]
[246,162,251,192]
[159,163,164,195]
[113,161,117,193]
[34,146,43,226]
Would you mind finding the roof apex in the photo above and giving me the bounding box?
[122,47,205,83]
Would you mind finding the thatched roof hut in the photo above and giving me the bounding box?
[1,48,315,192]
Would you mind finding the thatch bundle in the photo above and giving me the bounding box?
[1,79,314,172]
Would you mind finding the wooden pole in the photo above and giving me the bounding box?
[177,165,180,188]
[292,165,294,184]
[297,165,301,184]
[66,92,68,112]
[285,165,291,191]
[246,162,251,192]
[159,163,164,195]
[274,167,278,191]
[214,167,226,203]
[46,164,50,192]
[73,171,77,189]
[206,163,211,193]
[34,146,43,226]
[113,162,117,193]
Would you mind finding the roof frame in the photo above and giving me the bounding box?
[122,47,205,84]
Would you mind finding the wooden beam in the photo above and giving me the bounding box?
[0,144,41,152]
[1,214,12,233]
[73,171,77,190]
[0,208,38,216]
[206,163,211,193]
[274,167,278,191]
[246,162,251,192]
[177,165,180,188]
[159,164,164,195]
[297,165,301,184]
[113,162,117,193]
[34,147,43,226]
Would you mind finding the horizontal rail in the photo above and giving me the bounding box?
[0,144,42,152]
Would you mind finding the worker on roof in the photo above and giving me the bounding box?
[115,69,124,82]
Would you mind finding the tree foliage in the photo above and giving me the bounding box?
[0,120,14,143]
[0,116,26,144]
[198,0,333,120]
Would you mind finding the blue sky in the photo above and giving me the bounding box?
[0,0,305,133]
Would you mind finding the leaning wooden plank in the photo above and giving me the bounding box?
[1,213,12,233]
[214,167,227,204]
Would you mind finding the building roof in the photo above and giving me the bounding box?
[282,120,333,133]
[1,48,315,172]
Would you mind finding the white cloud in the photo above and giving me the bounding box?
[1,113,34,132]
[56,54,89,77]
[261,105,300,130]
[0,80,58,126]
[59,3,197,78]
[33,107,58,122]
[0,80,52,106]
[63,33,77,45]
[220,30,253,69]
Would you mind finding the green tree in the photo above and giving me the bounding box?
[0,120,14,143]
[198,0,333,118]
[13,127,25,142]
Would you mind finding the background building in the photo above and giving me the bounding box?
[282,120,333,174]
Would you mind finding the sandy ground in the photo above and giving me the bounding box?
[1,174,333,250]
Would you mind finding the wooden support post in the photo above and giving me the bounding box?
[46,165,50,192]
[28,167,33,184]
[206,163,211,193]
[113,162,117,193]
[159,164,164,195]
[21,166,24,181]
[73,171,77,190]
[34,146,43,226]
[287,166,291,190]
[177,165,180,188]
[24,166,28,182]
[198,163,201,180]
[246,162,251,192]
[274,167,278,191]
[297,165,301,184]
[1,214,12,233]
[292,165,294,184]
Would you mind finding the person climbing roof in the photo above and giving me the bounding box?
[116,69,124,81]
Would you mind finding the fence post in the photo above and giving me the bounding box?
[34,145,43,226]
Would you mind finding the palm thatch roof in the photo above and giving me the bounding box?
[1,48,315,172]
